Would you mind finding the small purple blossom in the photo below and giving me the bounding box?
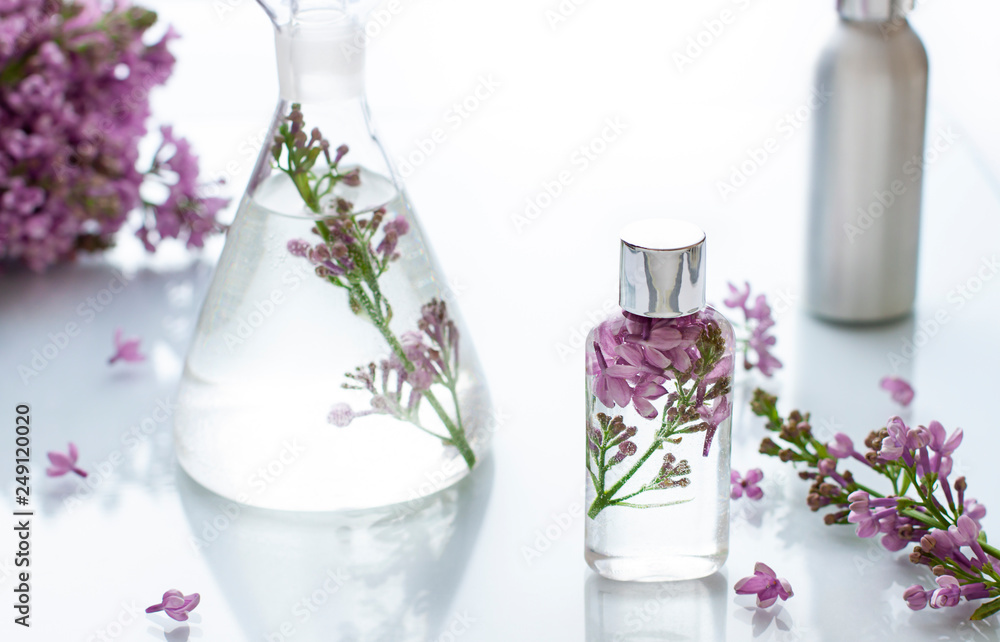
[904,584,930,610]
[46,442,86,478]
[826,433,856,459]
[698,396,731,456]
[109,327,145,365]
[145,590,200,621]
[734,562,793,608]
[880,376,914,407]
[731,468,763,500]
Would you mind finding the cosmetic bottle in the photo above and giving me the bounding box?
[807,0,928,322]
[585,219,735,581]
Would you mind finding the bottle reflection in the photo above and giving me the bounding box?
[177,455,493,642]
[585,572,727,642]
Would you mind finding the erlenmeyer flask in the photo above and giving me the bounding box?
[174,0,493,511]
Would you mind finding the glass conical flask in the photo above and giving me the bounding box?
[174,0,493,511]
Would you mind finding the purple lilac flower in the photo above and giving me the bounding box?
[847,491,900,539]
[375,214,408,261]
[731,468,763,500]
[0,1,226,271]
[734,562,793,608]
[136,126,227,252]
[723,282,783,377]
[108,327,145,365]
[826,433,856,459]
[924,420,962,476]
[880,376,915,407]
[927,576,991,609]
[964,499,986,523]
[145,590,200,621]
[46,442,86,478]
[339,299,458,428]
[903,584,930,610]
[588,313,707,419]
[698,396,731,456]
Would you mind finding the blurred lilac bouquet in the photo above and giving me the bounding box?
[0,0,226,272]
[723,282,782,377]
[752,389,1000,620]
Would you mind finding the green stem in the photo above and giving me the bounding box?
[982,542,1000,561]
[278,143,474,468]
[588,435,662,519]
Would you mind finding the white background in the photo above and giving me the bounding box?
[2,0,1000,639]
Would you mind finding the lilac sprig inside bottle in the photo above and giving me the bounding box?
[751,388,1000,620]
[585,220,736,582]
[275,105,474,469]
[723,282,782,377]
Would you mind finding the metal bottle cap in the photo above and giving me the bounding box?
[837,0,913,22]
[619,219,707,318]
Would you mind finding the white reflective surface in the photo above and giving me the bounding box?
[2,0,1000,639]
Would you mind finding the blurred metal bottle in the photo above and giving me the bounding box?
[807,0,928,322]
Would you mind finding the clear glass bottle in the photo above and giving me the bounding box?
[584,219,735,581]
[173,0,493,511]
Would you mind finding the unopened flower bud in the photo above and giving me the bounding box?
[759,438,780,456]
[954,477,967,492]
[818,482,838,496]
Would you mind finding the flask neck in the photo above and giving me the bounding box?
[837,0,911,22]
[261,3,368,103]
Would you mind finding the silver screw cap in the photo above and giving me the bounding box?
[619,219,707,318]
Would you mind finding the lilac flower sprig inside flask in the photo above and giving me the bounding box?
[585,220,735,581]
[173,0,493,511]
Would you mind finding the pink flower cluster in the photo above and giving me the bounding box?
[723,282,782,377]
[0,0,226,271]
[587,312,730,419]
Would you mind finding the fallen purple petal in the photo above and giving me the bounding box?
[146,590,200,622]
[46,443,87,478]
[734,562,793,608]
[880,376,914,407]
